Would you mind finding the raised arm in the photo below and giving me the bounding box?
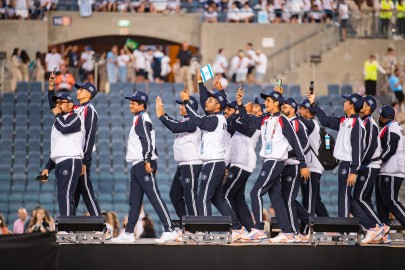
[54,113,81,134]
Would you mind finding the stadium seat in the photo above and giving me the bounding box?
[38,193,54,204]
[26,183,41,193]
[99,193,113,203]
[114,203,128,213]
[24,193,38,203]
[113,193,127,203]
[8,192,24,202]
[341,84,353,95]
[30,82,43,92]
[327,84,340,96]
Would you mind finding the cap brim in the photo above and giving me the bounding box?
[341,95,350,100]
[175,100,185,105]
[260,93,270,100]
[74,83,83,90]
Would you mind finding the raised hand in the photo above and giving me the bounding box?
[213,77,223,91]
[236,87,244,106]
[156,96,165,117]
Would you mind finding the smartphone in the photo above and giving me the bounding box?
[309,81,314,94]
[35,174,48,181]
[276,78,282,87]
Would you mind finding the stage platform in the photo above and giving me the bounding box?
[2,233,405,270]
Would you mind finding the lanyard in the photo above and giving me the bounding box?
[362,115,371,125]
[264,116,279,143]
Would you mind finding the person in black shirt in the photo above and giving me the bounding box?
[176,42,193,92]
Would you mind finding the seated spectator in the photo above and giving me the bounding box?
[13,208,29,234]
[6,0,17,19]
[150,0,167,13]
[239,2,254,23]
[108,0,117,12]
[0,214,12,235]
[220,0,228,11]
[117,0,130,11]
[44,208,55,231]
[140,214,156,238]
[227,2,240,22]
[93,0,108,11]
[309,4,324,23]
[27,208,52,233]
[167,0,179,13]
[103,212,114,240]
[287,0,304,24]
[0,0,6,19]
[15,0,29,19]
[204,5,218,22]
[110,212,121,238]
[130,0,144,12]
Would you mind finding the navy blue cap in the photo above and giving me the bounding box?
[226,100,238,110]
[363,95,377,112]
[254,97,260,105]
[176,96,198,111]
[254,97,266,111]
[283,98,298,111]
[260,91,284,104]
[379,105,395,119]
[52,92,73,103]
[75,82,97,98]
[298,98,311,109]
[125,91,148,103]
[341,94,364,111]
[207,90,227,109]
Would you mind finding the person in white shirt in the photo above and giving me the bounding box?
[227,2,240,22]
[133,45,147,82]
[322,0,335,23]
[245,43,258,83]
[204,4,218,22]
[254,49,268,84]
[213,48,228,77]
[80,46,95,84]
[240,2,254,22]
[338,0,349,41]
[45,46,62,77]
[117,47,131,83]
[303,0,311,22]
[273,0,284,23]
[287,0,304,23]
[15,0,29,19]
[160,55,171,82]
[309,3,325,23]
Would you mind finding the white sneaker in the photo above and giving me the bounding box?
[111,232,135,243]
[269,233,296,243]
[155,231,178,243]
[361,225,384,244]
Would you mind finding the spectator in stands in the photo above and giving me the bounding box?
[379,0,394,38]
[19,49,30,81]
[338,0,349,41]
[363,54,386,96]
[117,0,130,11]
[34,51,45,84]
[213,48,228,78]
[397,0,405,36]
[160,53,171,82]
[108,0,117,12]
[0,214,12,234]
[240,2,254,23]
[133,45,147,82]
[45,46,62,79]
[10,47,22,92]
[102,212,114,239]
[44,208,55,231]
[97,52,107,92]
[140,214,156,238]
[389,68,404,104]
[273,0,283,23]
[167,0,180,13]
[309,3,324,23]
[64,45,79,81]
[204,4,218,22]
[130,0,144,12]
[0,0,6,19]
[262,209,270,235]
[176,41,193,92]
[151,47,163,83]
[302,0,311,22]
[287,0,304,24]
[245,42,257,83]
[27,208,52,233]
[106,45,118,84]
[5,0,16,19]
[15,0,29,19]
[382,47,398,77]
[227,2,240,22]
[117,47,131,83]
[55,64,75,92]
[145,48,154,81]
[110,211,121,237]
[81,46,95,84]
[254,49,268,84]
[322,0,334,23]
[231,50,249,83]
[93,0,108,11]
[13,208,29,234]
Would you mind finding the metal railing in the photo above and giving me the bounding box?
[267,23,340,78]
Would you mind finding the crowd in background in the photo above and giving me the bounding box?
[0,206,158,238]
[1,0,404,39]
[7,41,272,92]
